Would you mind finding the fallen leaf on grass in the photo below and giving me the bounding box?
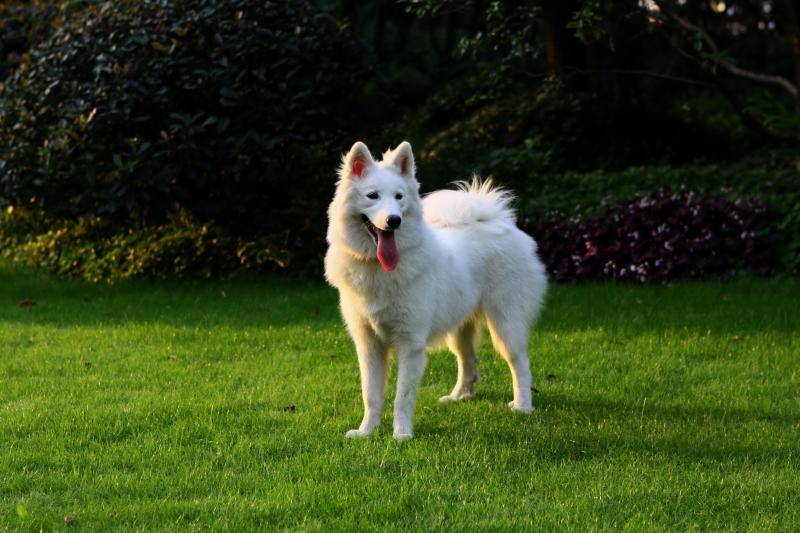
[19,298,36,309]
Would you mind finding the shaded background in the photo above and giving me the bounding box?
[0,0,798,282]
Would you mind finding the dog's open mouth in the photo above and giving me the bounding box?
[361,214,399,271]
[361,214,379,245]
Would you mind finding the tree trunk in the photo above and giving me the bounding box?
[779,0,800,114]
[540,0,586,85]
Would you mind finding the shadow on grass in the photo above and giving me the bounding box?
[0,264,341,328]
[537,278,800,335]
[2,264,799,335]
[423,391,797,464]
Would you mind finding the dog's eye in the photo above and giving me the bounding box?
[367,192,379,200]
[395,193,403,200]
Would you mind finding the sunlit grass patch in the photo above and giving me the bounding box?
[1,263,798,530]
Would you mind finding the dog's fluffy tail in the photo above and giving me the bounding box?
[423,177,516,228]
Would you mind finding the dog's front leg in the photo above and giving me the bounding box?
[393,344,427,440]
[346,332,389,438]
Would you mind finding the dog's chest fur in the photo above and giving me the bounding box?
[333,250,430,340]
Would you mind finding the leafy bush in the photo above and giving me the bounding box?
[415,88,740,191]
[522,189,777,283]
[0,1,54,81]
[0,207,290,282]
[0,0,369,258]
[516,161,800,273]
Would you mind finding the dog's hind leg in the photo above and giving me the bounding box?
[486,314,533,413]
[439,321,480,403]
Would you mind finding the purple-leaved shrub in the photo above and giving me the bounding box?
[521,189,776,283]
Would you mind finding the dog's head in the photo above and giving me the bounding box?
[327,141,422,271]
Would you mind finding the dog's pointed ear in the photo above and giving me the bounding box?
[340,141,375,180]
[386,141,415,179]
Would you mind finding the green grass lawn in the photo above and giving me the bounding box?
[1,262,798,531]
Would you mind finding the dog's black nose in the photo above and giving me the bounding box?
[387,215,401,230]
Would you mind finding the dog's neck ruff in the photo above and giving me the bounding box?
[334,235,423,274]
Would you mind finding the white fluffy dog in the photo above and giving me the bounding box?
[325,141,547,440]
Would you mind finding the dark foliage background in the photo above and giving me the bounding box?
[0,0,798,281]
[1,0,375,273]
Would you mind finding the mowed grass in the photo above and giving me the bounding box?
[1,262,798,531]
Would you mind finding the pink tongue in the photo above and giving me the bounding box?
[376,230,399,271]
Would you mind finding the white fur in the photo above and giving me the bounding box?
[325,141,548,440]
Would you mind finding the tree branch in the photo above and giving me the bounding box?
[663,9,798,98]
[712,77,797,142]
[561,66,717,88]
[651,6,797,143]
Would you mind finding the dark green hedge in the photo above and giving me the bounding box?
[412,89,744,192]
[0,0,371,272]
[0,1,54,81]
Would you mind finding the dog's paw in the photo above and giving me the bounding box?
[392,431,413,441]
[508,400,533,413]
[439,391,475,403]
[345,428,373,438]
